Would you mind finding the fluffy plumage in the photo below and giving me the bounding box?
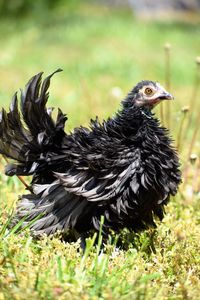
[0,70,181,243]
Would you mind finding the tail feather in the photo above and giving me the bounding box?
[13,182,90,236]
[0,69,67,178]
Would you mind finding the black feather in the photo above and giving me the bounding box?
[0,71,181,244]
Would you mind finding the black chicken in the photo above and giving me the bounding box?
[0,69,181,245]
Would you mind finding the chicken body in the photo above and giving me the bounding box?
[0,70,181,242]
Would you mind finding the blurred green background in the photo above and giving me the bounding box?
[0,0,199,131]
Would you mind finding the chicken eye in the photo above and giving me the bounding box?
[144,87,153,96]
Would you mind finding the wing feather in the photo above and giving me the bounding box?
[54,149,141,202]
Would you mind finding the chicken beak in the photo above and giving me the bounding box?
[161,92,174,100]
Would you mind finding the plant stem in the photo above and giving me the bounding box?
[176,107,189,151]
[164,43,171,129]
[182,57,200,143]
[2,155,31,192]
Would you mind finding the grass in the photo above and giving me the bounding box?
[1,1,200,299]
